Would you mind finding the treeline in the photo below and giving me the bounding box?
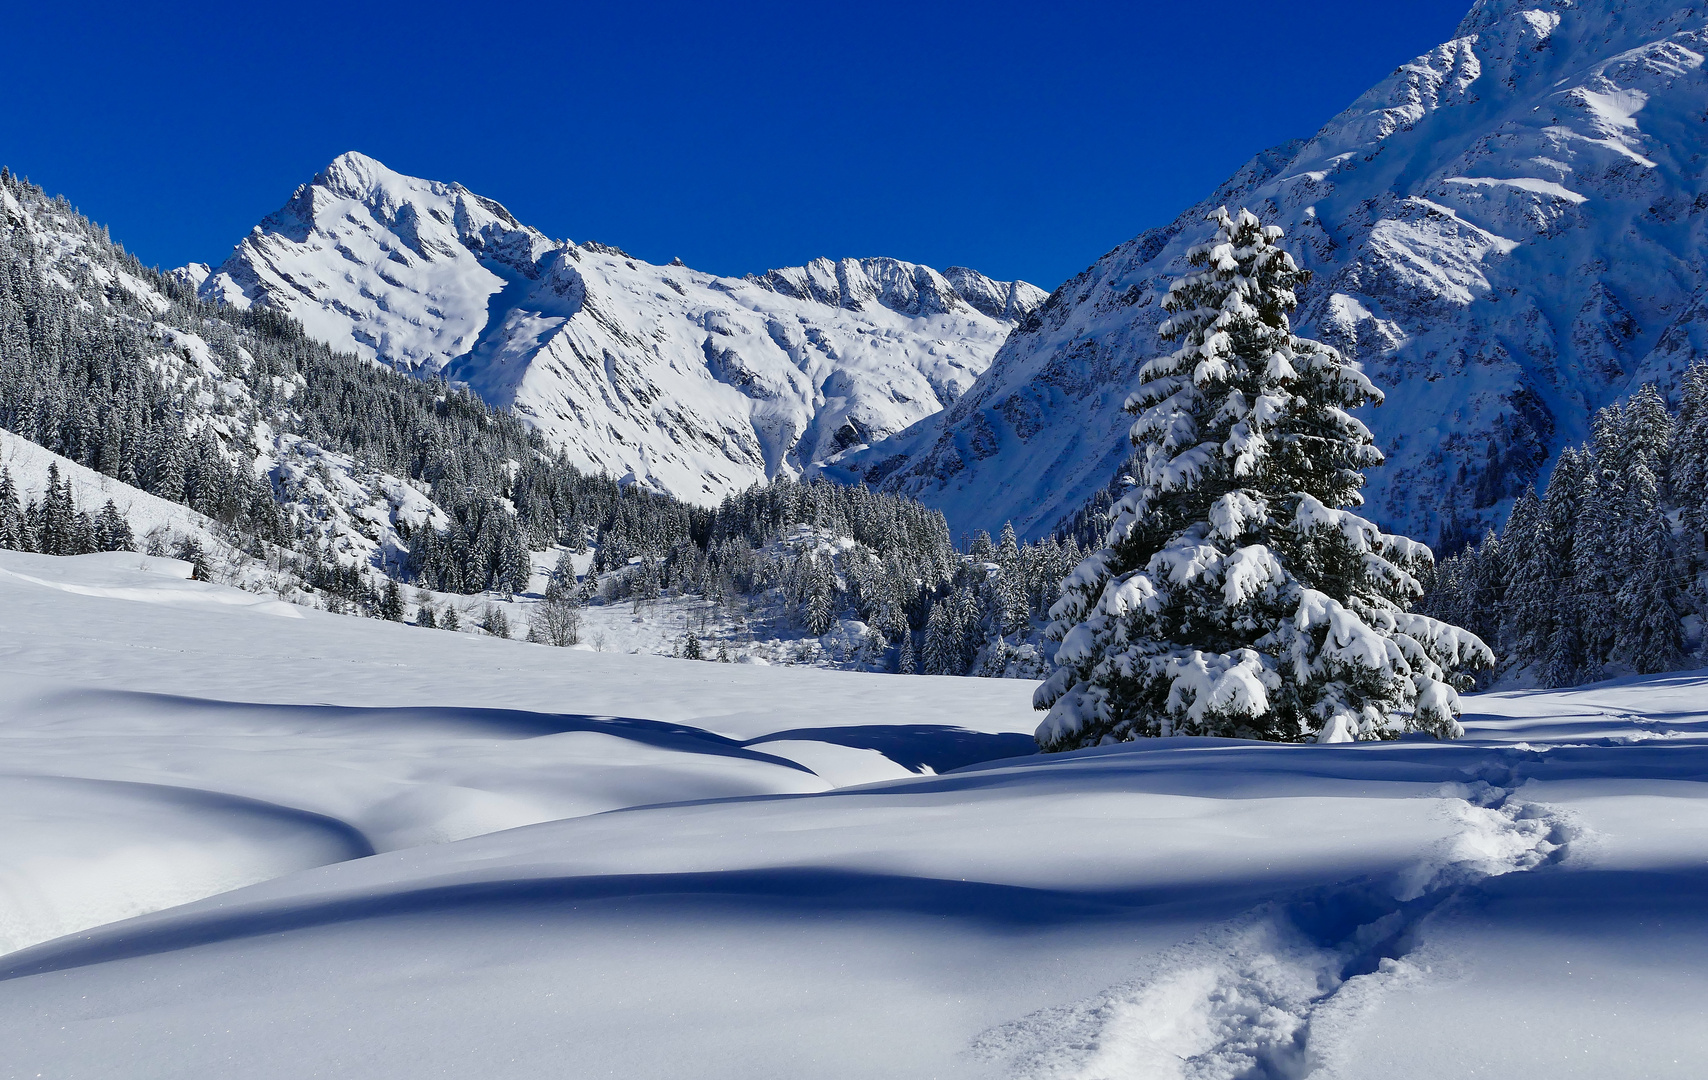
[1421,366,1708,684]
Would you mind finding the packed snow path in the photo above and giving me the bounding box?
[978,764,1580,1079]
[0,551,1703,1078]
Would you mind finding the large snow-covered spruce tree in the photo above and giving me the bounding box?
[1034,208,1491,750]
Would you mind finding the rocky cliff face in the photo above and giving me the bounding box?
[845,0,1708,545]
[189,154,1044,505]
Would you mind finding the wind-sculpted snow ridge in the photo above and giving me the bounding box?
[191,153,1045,505]
[846,0,1708,545]
[0,548,1040,953]
[975,757,1580,1080]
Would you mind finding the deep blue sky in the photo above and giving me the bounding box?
[6,1,1472,289]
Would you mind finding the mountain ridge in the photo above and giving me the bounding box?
[185,153,1045,505]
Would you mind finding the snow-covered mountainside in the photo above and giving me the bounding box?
[846,0,1708,545]
[0,176,441,582]
[189,153,1045,504]
[2,549,1705,1077]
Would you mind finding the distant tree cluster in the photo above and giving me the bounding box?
[1422,367,1708,683]
[575,473,1093,675]
[0,463,134,555]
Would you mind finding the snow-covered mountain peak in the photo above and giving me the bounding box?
[191,155,1043,506]
[298,151,550,268]
[312,150,427,203]
[846,0,1708,547]
[943,265,1051,322]
[196,153,550,372]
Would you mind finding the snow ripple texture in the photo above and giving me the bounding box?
[974,753,1581,1080]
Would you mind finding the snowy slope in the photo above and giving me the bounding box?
[2,428,231,553]
[1,549,1705,1077]
[193,153,1045,504]
[846,0,1708,544]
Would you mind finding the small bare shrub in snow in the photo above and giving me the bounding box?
[529,598,582,647]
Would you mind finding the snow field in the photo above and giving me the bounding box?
[0,548,1033,954]
[0,551,1703,1077]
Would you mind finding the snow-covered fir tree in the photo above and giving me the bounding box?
[378,579,405,622]
[896,631,916,675]
[922,602,958,676]
[803,554,837,637]
[480,604,511,639]
[1034,208,1491,749]
[996,522,1029,634]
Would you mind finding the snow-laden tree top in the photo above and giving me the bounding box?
[1035,208,1491,749]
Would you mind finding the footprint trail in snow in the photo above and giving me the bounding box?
[974,752,1582,1080]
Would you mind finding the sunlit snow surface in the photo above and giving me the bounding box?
[0,551,1703,1078]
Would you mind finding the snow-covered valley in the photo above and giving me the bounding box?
[1,550,1702,1078]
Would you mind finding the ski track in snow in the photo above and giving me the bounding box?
[974,751,1582,1080]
